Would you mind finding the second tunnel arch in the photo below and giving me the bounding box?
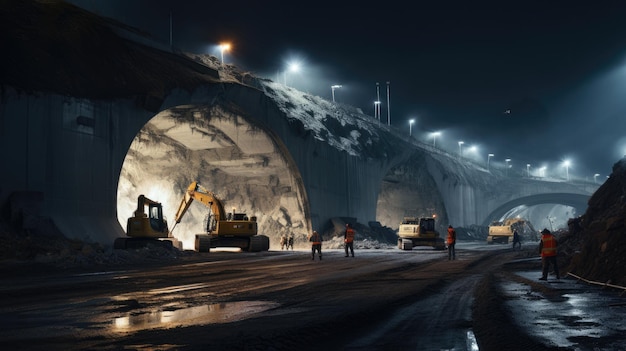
[482,193,591,227]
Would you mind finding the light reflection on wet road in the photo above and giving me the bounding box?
[502,270,626,350]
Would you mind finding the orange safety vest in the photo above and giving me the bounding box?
[541,234,557,257]
[345,228,355,243]
[310,232,322,245]
[447,227,456,245]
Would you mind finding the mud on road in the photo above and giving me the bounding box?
[1,245,624,350]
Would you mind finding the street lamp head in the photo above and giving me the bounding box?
[288,62,300,72]
[409,119,415,125]
[219,43,231,52]
[488,153,494,157]
[332,85,342,89]
[458,141,464,146]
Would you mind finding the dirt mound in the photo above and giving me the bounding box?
[564,157,626,286]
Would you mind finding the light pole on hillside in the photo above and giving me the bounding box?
[432,131,440,147]
[374,101,381,122]
[331,85,342,102]
[458,141,464,156]
[594,173,600,183]
[527,164,531,177]
[409,119,415,137]
[505,158,511,176]
[487,153,494,170]
[386,81,391,126]
[219,43,231,65]
[563,159,571,181]
[284,62,300,87]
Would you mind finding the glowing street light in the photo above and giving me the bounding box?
[540,166,546,177]
[284,62,300,87]
[431,131,441,147]
[219,43,231,64]
[563,159,571,181]
[527,164,531,177]
[409,119,415,137]
[374,101,381,121]
[487,153,494,170]
[505,158,511,176]
[331,85,342,102]
[594,173,600,183]
[458,141,464,156]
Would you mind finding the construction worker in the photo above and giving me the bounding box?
[539,228,560,280]
[309,230,322,260]
[280,234,287,250]
[512,229,521,250]
[287,235,294,250]
[344,223,355,257]
[447,225,456,260]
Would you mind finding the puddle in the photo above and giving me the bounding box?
[501,271,626,349]
[112,300,279,332]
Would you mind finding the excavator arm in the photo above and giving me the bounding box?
[171,181,227,231]
[171,181,266,252]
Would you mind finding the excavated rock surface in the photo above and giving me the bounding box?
[563,157,626,286]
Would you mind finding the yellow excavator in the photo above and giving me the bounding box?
[171,181,270,252]
[397,216,446,250]
[114,194,180,249]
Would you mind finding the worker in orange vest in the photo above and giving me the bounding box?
[447,225,456,260]
[344,223,355,257]
[309,230,322,261]
[539,228,560,280]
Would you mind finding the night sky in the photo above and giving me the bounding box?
[69,0,626,179]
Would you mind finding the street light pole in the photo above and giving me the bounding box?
[386,81,391,126]
[527,164,531,177]
[505,158,511,176]
[284,62,300,87]
[594,173,600,183]
[487,153,494,170]
[409,119,415,137]
[458,141,464,156]
[219,43,231,65]
[374,101,381,122]
[331,85,342,102]
[432,132,440,147]
[563,160,571,181]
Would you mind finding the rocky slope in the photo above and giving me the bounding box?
[562,157,626,287]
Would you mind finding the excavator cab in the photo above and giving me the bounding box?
[148,202,167,233]
[114,195,176,250]
[126,195,169,239]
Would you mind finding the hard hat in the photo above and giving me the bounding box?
[541,228,551,234]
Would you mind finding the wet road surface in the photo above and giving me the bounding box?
[0,243,624,350]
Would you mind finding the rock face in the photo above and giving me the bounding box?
[565,157,626,286]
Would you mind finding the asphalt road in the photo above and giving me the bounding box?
[1,243,622,350]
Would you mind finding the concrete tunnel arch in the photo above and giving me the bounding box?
[116,103,311,250]
[481,193,590,226]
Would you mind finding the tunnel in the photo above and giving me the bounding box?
[116,104,310,250]
[482,193,591,231]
